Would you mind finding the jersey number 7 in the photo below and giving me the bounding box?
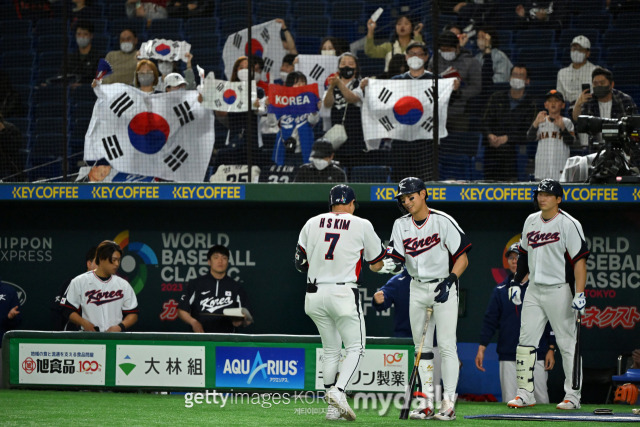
[324,233,340,260]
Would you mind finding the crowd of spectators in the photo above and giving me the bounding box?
[1,0,640,183]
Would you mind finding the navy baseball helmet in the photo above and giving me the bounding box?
[329,184,357,209]
[505,242,520,259]
[534,178,563,198]
[395,177,427,213]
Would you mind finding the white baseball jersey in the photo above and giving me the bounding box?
[388,209,471,281]
[297,212,385,284]
[534,118,575,181]
[61,271,139,331]
[519,209,589,286]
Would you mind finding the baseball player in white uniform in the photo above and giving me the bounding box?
[527,90,576,181]
[61,240,139,332]
[507,179,589,410]
[386,177,472,421]
[295,184,391,421]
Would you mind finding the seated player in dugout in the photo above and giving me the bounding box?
[178,245,253,333]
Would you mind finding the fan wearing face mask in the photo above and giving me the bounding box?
[572,67,638,137]
[482,65,537,181]
[429,31,481,132]
[556,36,599,105]
[103,29,139,85]
[294,139,346,183]
[365,15,424,72]
[156,52,196,92]
[68,20,100,85]
[134,59,162,94]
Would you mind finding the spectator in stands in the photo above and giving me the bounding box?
[527,89,575,180]
[272,72,319,166]
[70,0,99,29]
[156,52,196,91]
[443,23,472,51]
[276,53,297,85]
[0,279,22,388]
[514,1,569,30]
[68,20,101,85]
[556,36,598,105]
[377,53,409,79]
[134,59,161,93]
[482,65,537,181]
[60,240,139,332]
[0,71,26,118]
[323,53,366,170]
[0,113,26,182]
[103,29,139,85]
[178,244,253,333]
[166,0,213,19]
[430,30,482,131]
[125,0,168,22]
[475,27,512,85]
[164,72,187,92]
[320,37,349,56]
[572,67,637,123]
[276,18,298,55]
[294,139,346,183]
[365,15,424,72]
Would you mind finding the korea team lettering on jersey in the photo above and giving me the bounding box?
[519,209,589,285]
[298,212,385,284]
[60,271,139,331]
[387,209,472,280]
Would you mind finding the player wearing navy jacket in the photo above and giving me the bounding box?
[372,269,412,338]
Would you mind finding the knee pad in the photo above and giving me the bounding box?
[516,345,537,393]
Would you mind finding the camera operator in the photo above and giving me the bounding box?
[572,67,637,125]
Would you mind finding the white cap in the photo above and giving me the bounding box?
[571,35,591,50]
[164,72,187,88]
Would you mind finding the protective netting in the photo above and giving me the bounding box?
[1,0,638,183]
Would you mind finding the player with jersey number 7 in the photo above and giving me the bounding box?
[295,184,393,421]
[385,177,472,421]
[507,179,590,411]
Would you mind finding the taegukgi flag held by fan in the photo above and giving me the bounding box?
[362,78,455,149]
[222,19,286,80]
[83,83,215,182]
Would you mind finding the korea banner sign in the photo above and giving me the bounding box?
[222,20,285,80]
[138,39,191,62]
[267,83,319,117]
[362,78,455,149]
[84,83,215,182]
[295,55,338,99]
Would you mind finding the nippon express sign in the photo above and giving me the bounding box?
[215,347,304,389]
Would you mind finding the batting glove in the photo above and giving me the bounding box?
[377,258,399,274]
[434,273,457,303]
[508,282,523,305]
[572,292,586,314]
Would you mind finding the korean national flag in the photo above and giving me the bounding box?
[138,39,191,63]
[295,55,338,99]
[222,20,285,80]
[201,78,257,112]
[362,78,455,149]
[83,83,215,182]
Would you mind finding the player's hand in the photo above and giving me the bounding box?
[106,325,122,332]
[545,349,555,370]
[373,290,385,304]
[508,281,523,305]
[534,111,548,127]
[7,305,19,320]
[572,292,586,314]
[191,319,205,333]
[434,273,457,303]
[475,346,486,372]
[377,258,398,274]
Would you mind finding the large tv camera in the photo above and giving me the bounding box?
[575,115,640,183]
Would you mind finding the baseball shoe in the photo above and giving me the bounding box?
[556,399,580,410]
[409,391,435,420]
[325,405,344,421]
[433,399,456,421]
[507,395,536,408]
[327,386,356,421]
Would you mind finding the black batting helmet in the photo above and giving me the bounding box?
[329,184,357,209]
[534,179,563,198]
[395,177,428,213]
[505,242,520,259]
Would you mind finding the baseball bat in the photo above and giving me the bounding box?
[399,307,433,420]
[571,312,581,390]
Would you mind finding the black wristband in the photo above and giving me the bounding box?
[118,322,126,332]
[447,272,458,282]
